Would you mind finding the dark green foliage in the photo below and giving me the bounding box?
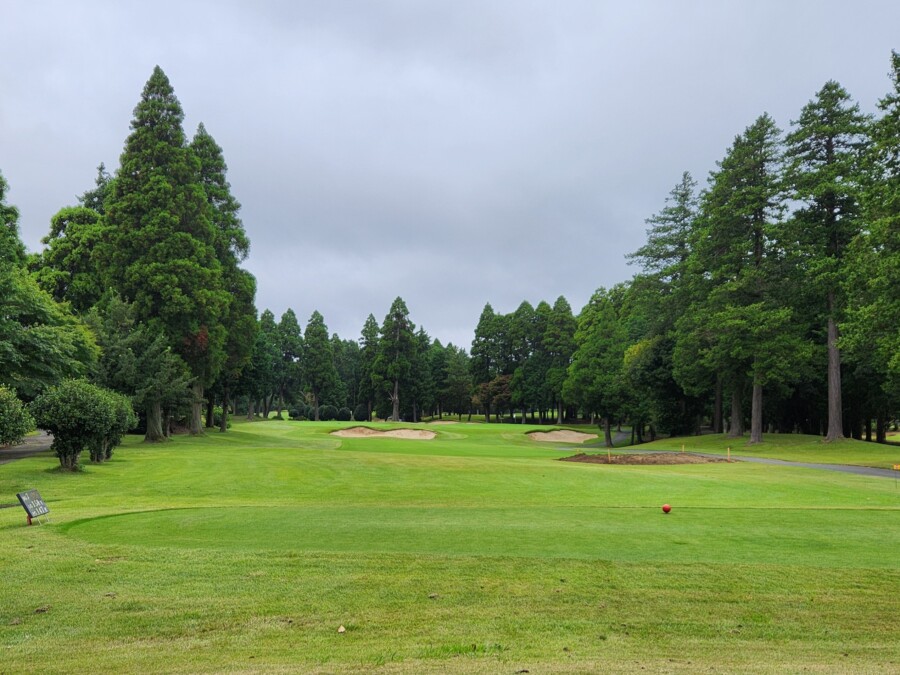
[372,297,416,422]
[78,163,113,214]
[564,287,628,446]
[0,385,34,446]
[785,81,871,441]
[102,67,230,425]
[352,403,369,422]
[303,310,339,420]
[543,296,577,423]
[86,296,192,442]
[30,379,136,470]
[844,52,900,418]
[317,404,337,422]
[0,265,99,399]
[191,122,256,430]
[29,206,106,312]
[443,344,473,419]
[356,314,380,422]
[336,407,352,422]
[0,171,26,265]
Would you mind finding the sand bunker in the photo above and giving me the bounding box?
[529,430,598,443]
[428,420,458,425]
[562,452,732,465]
[331,427,436,440]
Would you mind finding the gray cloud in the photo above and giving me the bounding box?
[2,1,898,349]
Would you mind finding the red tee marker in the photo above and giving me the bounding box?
[662,504,671,514]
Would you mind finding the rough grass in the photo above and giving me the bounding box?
[2,420,899,673]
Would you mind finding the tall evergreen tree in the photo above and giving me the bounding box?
[357,314,380,421]
[102,66,230,439]
[785,81,871,441]
[564,288,627,447]
[373,297,416,422]
[543,296,577,424]
[275,309,304,418]
[303,310,338,420]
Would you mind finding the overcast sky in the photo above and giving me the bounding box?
[2,1,898,348]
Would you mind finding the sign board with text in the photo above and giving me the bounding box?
[17,489,50,519]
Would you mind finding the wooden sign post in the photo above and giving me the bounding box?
[16,489,50,525]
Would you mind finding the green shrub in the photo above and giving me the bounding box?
[336,407,352,422]
[318,404,337,421]
[30,380,137,470]
[352,403,369,422]
[0,385,35,446]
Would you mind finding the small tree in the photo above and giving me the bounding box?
[0,386,34,446]
[31,380,137,470]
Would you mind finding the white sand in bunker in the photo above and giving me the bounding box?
[331,427,436,440]
[529,430,598,443]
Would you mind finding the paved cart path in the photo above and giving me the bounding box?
[0,431,53,465]
[576,442,900,479]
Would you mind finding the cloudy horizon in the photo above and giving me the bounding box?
[3,1,898,348]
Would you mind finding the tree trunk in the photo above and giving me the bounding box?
[367,401,373,422]
[713,376,723,434]
[825,309,844,441]
[247,398,255,421]
[557,400,564,425]
[205,397,215,429]
[876,414,887,444]
[727,387,743,438]
[145,401,165,442]
[603,417,613,448]
[190,381,204,435]
[749,380,763,444]
[275,385,284,419]
[391,379,400,421]
[313,391,320,421]
[219,383,229,433]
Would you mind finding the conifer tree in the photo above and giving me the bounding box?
[102,66,230,439]
[303,310,338,420]
[373,297,416,422]
[785,81,871,441]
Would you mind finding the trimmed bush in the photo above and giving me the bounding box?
[318,404,337,421]
[352,403,369,422]
[336,407,352,422]
[0,385,34,446]
[31,380,137,470]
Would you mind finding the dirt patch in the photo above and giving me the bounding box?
[331,427,436,440]
[562,452,733,465]
[529,430,598,443]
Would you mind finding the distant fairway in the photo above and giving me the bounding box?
[2,420,899,673]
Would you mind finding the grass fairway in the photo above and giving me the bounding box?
[2,421,899,673]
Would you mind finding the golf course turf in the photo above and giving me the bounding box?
[2,420,899,673]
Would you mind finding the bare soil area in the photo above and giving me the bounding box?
[331,427,436,440]
[561,452,733,465]
[529,430,598,443]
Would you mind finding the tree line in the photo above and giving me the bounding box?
[469,54,900,446]
[2,56,899,465]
